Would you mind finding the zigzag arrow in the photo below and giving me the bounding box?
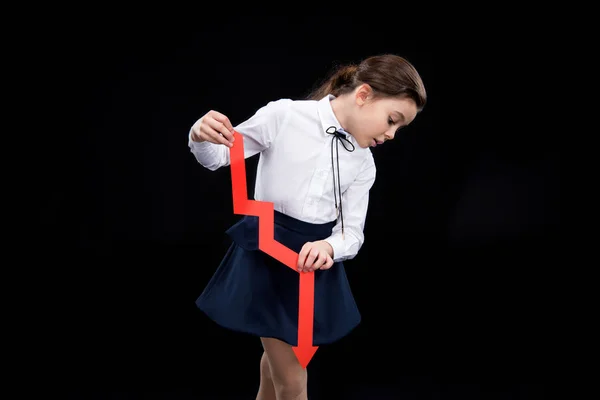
[229,130,318,368]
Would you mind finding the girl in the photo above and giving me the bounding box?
[188,54,426,399]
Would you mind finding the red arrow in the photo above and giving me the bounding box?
[229,130,317,368]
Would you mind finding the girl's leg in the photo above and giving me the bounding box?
[260,337,308,400]
[256,350,277,400]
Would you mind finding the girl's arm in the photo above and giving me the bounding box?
[324,154,377,262]
[188,98,292,171]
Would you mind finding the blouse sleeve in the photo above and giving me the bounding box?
[324,152,377,262]
[188,98,292,171]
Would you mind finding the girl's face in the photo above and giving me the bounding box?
[347,85,418,148]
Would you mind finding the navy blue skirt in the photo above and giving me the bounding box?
[196,210,361,346]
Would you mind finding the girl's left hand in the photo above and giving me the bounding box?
[297,240,334,273]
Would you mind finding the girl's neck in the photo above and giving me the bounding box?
[330,95,352,132]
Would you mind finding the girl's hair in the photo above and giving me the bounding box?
[306,54,427,111]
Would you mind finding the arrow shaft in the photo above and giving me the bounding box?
[297,272,315,347]
[230,140,248,212]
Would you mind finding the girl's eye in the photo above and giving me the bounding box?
[388,118,395,125]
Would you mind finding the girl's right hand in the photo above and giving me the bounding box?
[191,110,235,147]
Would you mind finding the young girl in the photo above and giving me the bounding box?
[188,54,426,399]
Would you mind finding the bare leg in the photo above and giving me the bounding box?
[256,350,277,400]
[260,337,308,400]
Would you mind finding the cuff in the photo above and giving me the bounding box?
[324,234,346,262]
[188,130,210,150]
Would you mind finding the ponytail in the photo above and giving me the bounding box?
[306,64,358,100]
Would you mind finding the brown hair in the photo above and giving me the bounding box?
[306,54,427,111]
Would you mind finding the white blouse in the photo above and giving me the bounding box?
[188,95,376,262]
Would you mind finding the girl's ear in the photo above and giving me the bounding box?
[355,83,373,106]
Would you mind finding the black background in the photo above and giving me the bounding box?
[34,14,558,399]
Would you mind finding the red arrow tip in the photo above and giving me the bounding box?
[292,345,318,368]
